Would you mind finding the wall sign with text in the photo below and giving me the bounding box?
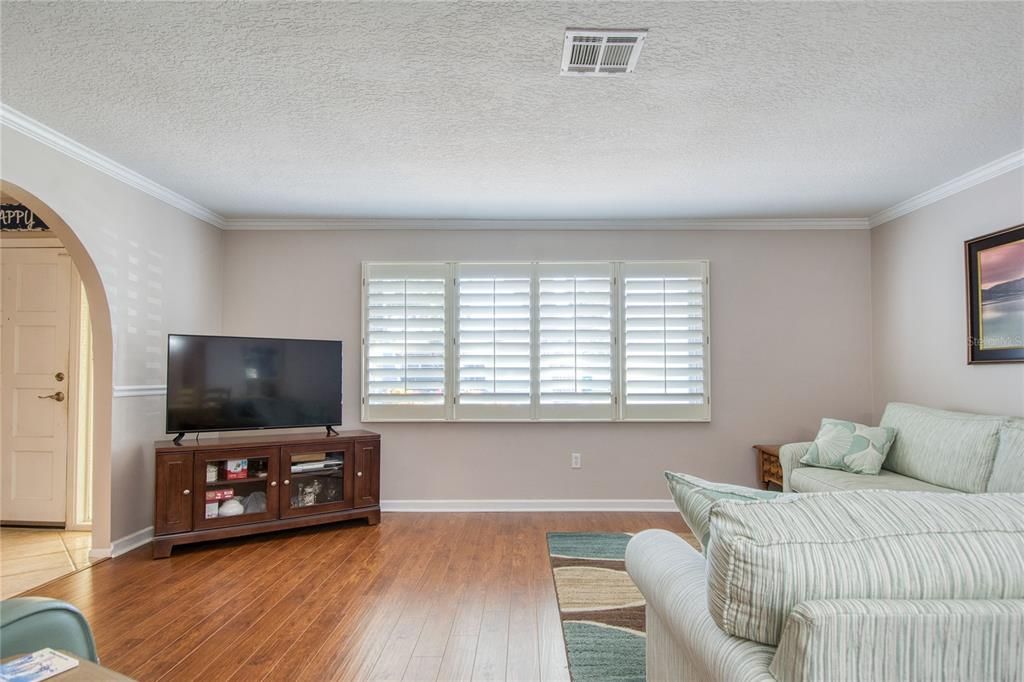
[0,204,50,231]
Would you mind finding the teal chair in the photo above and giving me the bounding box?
[0,598,98,663]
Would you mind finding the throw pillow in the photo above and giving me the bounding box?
[800,418,896,475]
[664,471,787,551]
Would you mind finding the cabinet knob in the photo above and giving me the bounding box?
[357,471,363,477]
[183,489,191,496]
[270,481,278,487]
[283,479,290,485]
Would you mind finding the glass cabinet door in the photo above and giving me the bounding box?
[194,447,279,529]
[280,444,354,518]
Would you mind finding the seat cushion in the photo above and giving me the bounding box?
[880,402,1002,492]
[704,490,1024,646]
[988,421,1024,493]
[790,466,957,493]
[664,471,788,551]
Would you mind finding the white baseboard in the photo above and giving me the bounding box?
[380,499,676,512]
[87,547,111,561]
[101,526,154,558]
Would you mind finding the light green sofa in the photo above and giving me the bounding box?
[780,402,1024,494]
[625,490,1024,681]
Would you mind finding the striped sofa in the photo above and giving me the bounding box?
[780,402,1024,494]
[626,490,1024,681]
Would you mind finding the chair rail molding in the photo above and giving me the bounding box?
[112,384,166,398]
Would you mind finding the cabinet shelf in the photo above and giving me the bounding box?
[290,468,344,479]
[207,476,268,485]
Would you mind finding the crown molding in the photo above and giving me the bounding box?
[0,103,227,229]
[869,148,1024,228]
[3,100,1017,232]
[222,217,871,231]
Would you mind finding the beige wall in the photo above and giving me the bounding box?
[871,169,1024,419]
[1,127,223,544]
[221,228,873,501]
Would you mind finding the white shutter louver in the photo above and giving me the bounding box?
[455,263,532,419]
[621,261,709,420]
[538,263,615,419]
[362,263,448,420]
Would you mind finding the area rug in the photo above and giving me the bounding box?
[547,532,646,682]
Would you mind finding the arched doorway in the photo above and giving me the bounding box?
[0,180,113,557]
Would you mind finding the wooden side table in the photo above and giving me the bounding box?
[754,444,783,490]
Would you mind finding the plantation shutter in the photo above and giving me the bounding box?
[537,263,616,419]
[454,263,532,419]
[362,262,448,420]
[620,261,709,420]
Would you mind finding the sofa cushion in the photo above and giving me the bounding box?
[880,402,1002,492]
[988,420,1024,493]
[790,466,957,493]
[664,471,787,551]
[704,490,1024,646]
[800,418,896,474]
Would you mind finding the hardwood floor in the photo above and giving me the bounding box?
[20,512,690,681]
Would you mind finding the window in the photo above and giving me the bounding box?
[455,263,532,419]
[620,261,708,421]
[362,260,709,421]
[537,263,615,419]
[362,263,448,420]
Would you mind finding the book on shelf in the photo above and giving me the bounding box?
[205,488,234,502]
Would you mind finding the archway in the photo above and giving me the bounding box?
[0,180,113,555]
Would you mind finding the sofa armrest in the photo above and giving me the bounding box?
[779,442,812,492]
[625,530,775,682]
[770,599,1024,682]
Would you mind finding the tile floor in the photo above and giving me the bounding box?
[0,528,93,599]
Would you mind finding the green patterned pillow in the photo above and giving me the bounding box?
[665,472,787,551]
[800,418,897,475]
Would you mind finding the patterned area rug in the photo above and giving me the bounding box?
[547,532,646,682]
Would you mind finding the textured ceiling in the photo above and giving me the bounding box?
[1,1,1022,220]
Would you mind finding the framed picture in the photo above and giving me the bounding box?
[966,223,1024,363]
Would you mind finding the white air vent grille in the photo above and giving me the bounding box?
[562,29,647,76]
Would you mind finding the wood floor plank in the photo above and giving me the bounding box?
[12,512,690,682]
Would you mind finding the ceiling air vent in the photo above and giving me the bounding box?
[561,29,647,76]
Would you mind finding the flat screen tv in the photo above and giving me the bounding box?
[166,334,342,437]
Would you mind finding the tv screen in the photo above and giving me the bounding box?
[166,334,342,433]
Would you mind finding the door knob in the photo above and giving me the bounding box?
[38,391,65,402]
[357,471,363,477]
[283,479,290,485]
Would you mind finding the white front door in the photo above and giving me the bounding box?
[0,245,72,525]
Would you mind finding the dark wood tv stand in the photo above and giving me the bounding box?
[153,430,380,558]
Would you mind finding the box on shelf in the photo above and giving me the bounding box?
[206,463,218,482]
[225,459,248,479]
[205,502,218,519]
[291,453,324,464]
[205,488,234,502]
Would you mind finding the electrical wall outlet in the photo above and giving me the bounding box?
[571,452,582,469]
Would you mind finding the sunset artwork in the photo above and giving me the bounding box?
[967,224,1024,363]
[977,237,1024,350]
